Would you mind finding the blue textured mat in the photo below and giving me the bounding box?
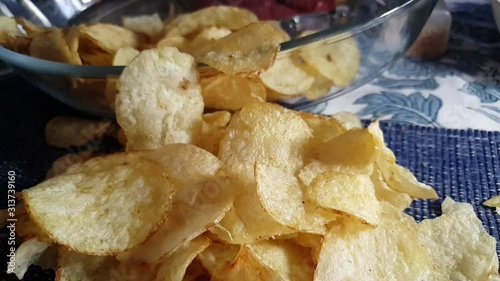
[0,76,499,280]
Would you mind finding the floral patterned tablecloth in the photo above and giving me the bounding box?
[313,0,500,131]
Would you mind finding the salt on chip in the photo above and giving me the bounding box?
[45,151,95,179]
[116,47,204,151]
[10,238,52,280]
[315,216,434,281]
[156,235,211,281]
[201,74,266,111]
[210,247,283,281]
[247,239,315,281]
[418,198,499,280]
[23,153,175,255]
[260,55,315,96]
[197,241,241,275]
[123,13,163,39]
[307,170,380,225]
[45,116,112,148]
[29,28,81,64]
[80,23,138,54]
[196,22,286,75]
[302,36,360,87]
[164,6,257,37]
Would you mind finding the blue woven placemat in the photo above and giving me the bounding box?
[0,76,499,280]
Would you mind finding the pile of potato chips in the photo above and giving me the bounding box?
[0,6,360,106]
[0,7,499,280]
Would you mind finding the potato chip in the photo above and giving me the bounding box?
[260,55,315,96]
[302,36,360,87]
[183,259,210,281]
[484,195,500,208]
[197,241,241,275]
[23,153,175,255]
[156,36,191,52]
[65,26,82,65]
[45,152,95,179]
[123,13,163,39]
[16,209,51,242]
[104,47,140,107]
[116,48,204,151]
[210,247,283,281]
[45,116,112,148]
[208,207,255,244]
[117,145,232,263]
[29,29,81,64]
[332,111,363,130]
[312,128,376,175]
[201,74,266,111]
[418,198,499,280]
[197,111,232,155]
[315,216,434,281]
[5,35,31,54]
[307,170,380,225]
[292,233,323,264]
[371,167,412,212]
[15,17,46,37]
[196,22,286,75]
[55,247,120,281]
[165,6,257,37]
[80,23,138,54]
[304,72,334,100]
[299,112,346,145]
[156,235,211,281]
[187,27,231,56]
[247,239,315,281]
[10,238,52,280]
[0,16,19,44]
[35,244,57,270]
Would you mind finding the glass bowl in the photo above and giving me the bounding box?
[0,0,438,117]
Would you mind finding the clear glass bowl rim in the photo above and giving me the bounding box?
[0,0,426,78]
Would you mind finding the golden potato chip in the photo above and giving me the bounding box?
[304,72,334,100]
[123,13,163,39]
[17,209,51,242]
[29,29,81,64]
[210,247,283,281]
[165,6,257,37]
[260,56,315,96]
[418,198,499,280]
[156,36,191,52]
[201,74,266,111]
[45,152,95,179]
[312,128,376,175]
[197,241,240,275]
[208,207,255,244]
[247,239,315,281]
[55,247,120,281]
[104,47,140,107]
[156,235,211,281]
[302,36,360,87]
[80,23,138,54]
[0,16,19,44]
[116,48,204,151]
[315,216,434,281]
[45,116,112,148]
[484,195,500,208]
[292,233,323,264]
[332,111,363,129]
[15,17,46,37]
[299,112,346,145]
[183,259,210,281]
[187,27,231,57]
[307,170,380,225]
[196,22,286,75]
[65,26,82,65]
[23,153,175,255]
[117,145,232,263]
[371,167,412,212]
[197,111,232,155]
[10,238,52,280]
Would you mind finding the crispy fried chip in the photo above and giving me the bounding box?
[29,29,81,64]
[187,27,231,56]
[0,16,19,44]
[55,247,120,281]
[315,216,433,281]
[260,56,315,96]
[165,6,257,37]
[156,36,191,52]
[210,247,283,281]
[105,47,140,107]
[197,241,241,275]
[201,74,266,110]
[17,209,51,242]
[196,22,286,75]
[247,240,315,281]
[183,259,210,281]
[10,238,52,280]
[307,170,380,225]
[302,36,360,87]
[15,17,46,37]
[65,26,83,65]
[292,233,323,264]
[197,111,232,155]
[332,111,363,129]
[80,23,138,54]
[371,167,412,212]
[116,48,204,151]
[156,236,211,281]
[208,207,255,244]
[300,112,346,145]
[45,116,112,148]
[23,153,175,255]
[122,13,163,39]
[484,196,500,215]
[418,198,499,280]
[45,152,95,179]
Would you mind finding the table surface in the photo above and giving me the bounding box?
[311,0,500,131]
